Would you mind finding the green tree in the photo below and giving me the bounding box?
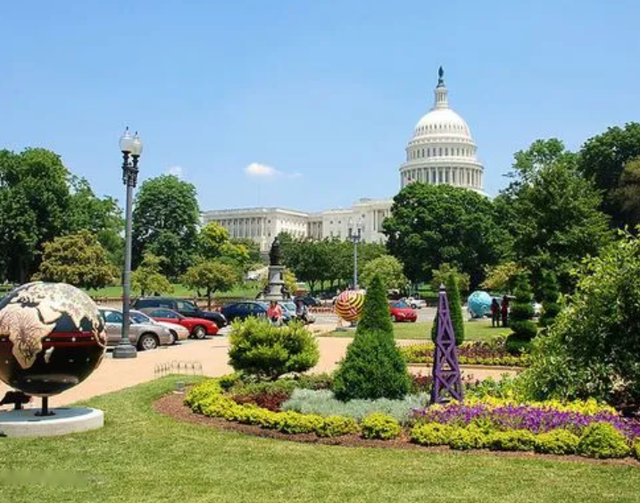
[614,157,640,229]
[506,275,537,354]
[33,230,116,290]
[431,273,465,346]
[131,253,173,296]
[132,175,200,278]
[539,271,561,329]
[182,260,237,309]
[480,262,526,294]
[360,255,408,290]
[383,183,505,288]
[333,275,410,401]
[0,148,71,282]
[520,230,640,407]
[496,139,611,292]
[430,263,470,293]
[231,237,264,264]
[579,123,640,228]
[198,222,251,271]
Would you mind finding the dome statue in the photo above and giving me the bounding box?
[467,291,492,319]
[334,290,365,323]
[399,67,485,193]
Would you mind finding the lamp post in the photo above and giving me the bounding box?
[348,218,363,289]
[113,127,142,359]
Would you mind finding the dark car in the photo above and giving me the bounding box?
[131,297,227,328]
[293,295,320,307]
[221,301,292,324]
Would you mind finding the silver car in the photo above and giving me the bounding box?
[99,307,173,350]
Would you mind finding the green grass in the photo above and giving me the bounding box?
[1,376,639,503]
[86,283,260,300]
[325,319,512,341]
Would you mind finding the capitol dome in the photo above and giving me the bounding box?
[399,67,484,192]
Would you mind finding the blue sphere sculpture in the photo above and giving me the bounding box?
[467,291,492,319]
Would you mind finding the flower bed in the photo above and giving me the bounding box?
[184,377,640,460]
[400,338,529,367]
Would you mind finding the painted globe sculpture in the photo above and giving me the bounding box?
[467,290,492,319]
[334,290,365,322]
[0,282,107,397]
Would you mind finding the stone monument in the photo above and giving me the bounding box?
[262,237,288,301]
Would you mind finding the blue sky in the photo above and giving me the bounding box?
[2,0,639,212]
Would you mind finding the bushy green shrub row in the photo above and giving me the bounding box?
[409,421,633,458]
[400,344,529,367]
[360,413,402,440]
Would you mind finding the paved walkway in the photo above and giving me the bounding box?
[1,326,519,409]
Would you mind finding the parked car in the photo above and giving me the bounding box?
[140,307,219,339]
[293,295,320,307]
[130,309,189,344]
[98,307,173,350]
[389,301,418,322]
[403,296,427,309]
[221,301,292,324]
[132,297,227,328]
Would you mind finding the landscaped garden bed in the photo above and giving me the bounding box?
[400,338,530,367]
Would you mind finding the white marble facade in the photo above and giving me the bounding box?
[202,68,483,252]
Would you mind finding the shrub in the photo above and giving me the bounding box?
[333,275,410,401]
[273,411,325,434]
[576,423,630,459]
[505,333,533,356]
[228,317,319,380]
[508,275,538,343]
[282,388,428,425]
[431,273,465,346]
[294,372,334,390]
[534,429,580,455]
[538,271,561,328]
[632,438,640,460]
[218,373,243,392]
[315,416,360,437]
[361,413,402,440]
[410,423,453,446]
[488,430,537,452]
[448,425,488,450]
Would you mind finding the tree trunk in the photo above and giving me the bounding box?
[207,289,212,310]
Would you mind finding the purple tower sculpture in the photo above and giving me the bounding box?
[431,283,464,404]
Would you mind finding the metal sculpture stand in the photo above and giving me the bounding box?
[35,397,55,417]
[430,284,464,404]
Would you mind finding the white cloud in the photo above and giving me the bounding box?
[167,165,184,178]
[245,162,302,180]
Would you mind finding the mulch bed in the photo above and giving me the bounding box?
[153,392,640,467]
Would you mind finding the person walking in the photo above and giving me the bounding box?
[267,300,283,326]
[490,298,501,327]
[501,295,509,328]
[295,299,309,324]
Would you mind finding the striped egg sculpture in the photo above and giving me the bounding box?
[334,290,365,322]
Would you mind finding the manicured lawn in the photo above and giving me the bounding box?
[325,319,511,341]
[1,377,638,503]
[86,283,261,300]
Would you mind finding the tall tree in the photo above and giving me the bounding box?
[614,157,640,229]
[132,175,200,278]
[33,230,116,290]
[360,255,408,291]
[198,221,250,271]
[182,260,237,309]
[383,183,505,288]
[430,263,470,293]
[497,139,611,292]
[0,148,71,282]
[578,123,640,228]
[131,252,173,296]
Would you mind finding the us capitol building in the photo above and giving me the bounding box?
[202,68,485,253]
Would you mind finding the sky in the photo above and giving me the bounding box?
[2,0,640,212]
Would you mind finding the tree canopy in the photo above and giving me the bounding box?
[33,230,116,290]
[360,255,408,291]
[182,260,237,309]
[383,183,505,288]
[132,175,200,278]
[131,252,173,297]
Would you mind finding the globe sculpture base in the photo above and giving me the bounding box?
[0,407,104,437]
[112,343,137,359]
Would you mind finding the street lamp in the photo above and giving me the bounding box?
[348,218,363,289]
[113,127,143,359]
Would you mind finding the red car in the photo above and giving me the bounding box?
[141,307,219,339]
[389,301,418,322]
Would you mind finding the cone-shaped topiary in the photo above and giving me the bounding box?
[539,270,561,328]
[431,273,465,345]
[333,274,410,401]
[506,274,538,354]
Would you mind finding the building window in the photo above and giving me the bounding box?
[439,148,442,156]
[445,148,448,156]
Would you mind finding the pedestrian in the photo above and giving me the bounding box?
[491,298,501,327]
[501,295,509,328]
[267,300,283,326]
[295,299,309,324]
